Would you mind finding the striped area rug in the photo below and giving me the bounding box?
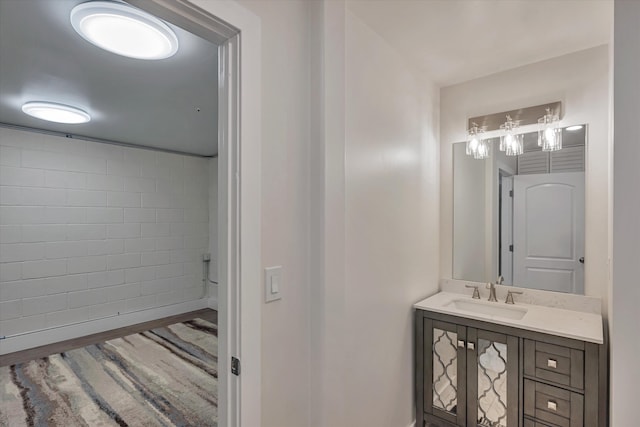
[0,318,217,427]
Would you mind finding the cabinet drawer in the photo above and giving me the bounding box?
[524,340,584,389]
[524,379,584,427]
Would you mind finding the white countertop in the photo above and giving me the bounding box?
[414,291,603,344]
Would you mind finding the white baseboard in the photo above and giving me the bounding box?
[0,299,209,355]
[405,420,416,427]
[208,296,218,310]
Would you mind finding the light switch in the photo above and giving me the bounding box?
[265,266,282,303]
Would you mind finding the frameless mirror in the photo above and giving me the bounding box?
[453,125,586,294]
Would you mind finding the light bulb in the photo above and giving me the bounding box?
[544,127,554,141]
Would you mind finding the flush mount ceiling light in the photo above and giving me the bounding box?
[22,102,91,124]
[70,1,179,60]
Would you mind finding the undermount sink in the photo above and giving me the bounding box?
[445,298,528,320]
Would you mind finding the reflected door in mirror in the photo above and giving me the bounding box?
[512,172,585,294]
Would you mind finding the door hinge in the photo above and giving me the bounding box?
[231,356,241,376]
[509,190,513,197]
[509,244,514,252]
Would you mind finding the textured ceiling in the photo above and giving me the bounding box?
[0,0,219,156]
[347,0,613,87]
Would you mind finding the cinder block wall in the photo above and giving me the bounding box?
[0,127,211,337]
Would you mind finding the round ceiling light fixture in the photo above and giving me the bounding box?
[22,102,91,124]
[70,1,179,60]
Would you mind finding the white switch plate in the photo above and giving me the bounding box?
[264,266,282,303]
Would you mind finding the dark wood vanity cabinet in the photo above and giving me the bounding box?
[415,309,607,427]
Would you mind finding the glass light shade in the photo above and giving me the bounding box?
[467,123,488,159]
[538,119,562,151]
[22,102,90,124]
[499,116,523,156]
[499,124,507,151]
[474,139,490,159]
[70,2,179,60]
[537,109,562,151]
[542,127,562,151]
[466,136,479,156]
[505,133,523,156]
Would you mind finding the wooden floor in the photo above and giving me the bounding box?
[0,308,217,368]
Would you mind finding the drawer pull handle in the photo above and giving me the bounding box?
[467,342,475,351]
[547,358,557,369]
[457,340,465,348]
[547,400,558,411]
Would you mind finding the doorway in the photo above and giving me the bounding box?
[126,2,263,426]
[0,0,261,425]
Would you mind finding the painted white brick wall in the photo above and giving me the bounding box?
[0,127,211,337]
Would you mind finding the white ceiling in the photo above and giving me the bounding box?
[0,1,611,155]
[0,0,219,156]
[347,0,613,87]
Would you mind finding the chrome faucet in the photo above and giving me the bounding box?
[505,290,523,304]
[465,284,480,299]
[487,276,503,302]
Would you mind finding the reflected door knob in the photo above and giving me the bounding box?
[579,257,585,264]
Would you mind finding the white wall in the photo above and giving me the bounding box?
[611,0,640,423]
[0,127,210,337]
[440,45,611,307]
[343,10,440,427]
[233,2,311,427]
[308,2,440,425]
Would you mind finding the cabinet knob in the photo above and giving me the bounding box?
[547,358,557,369]
[457,340,465,348]
[547,400,557,411]
[467,342,475,351]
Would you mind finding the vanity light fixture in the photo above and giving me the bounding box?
[499,115,524,156]
[466,122,489,159]
[22,101,91,124]
[70,1,179,60]
[538,108,562,151]
[465,102,563,160]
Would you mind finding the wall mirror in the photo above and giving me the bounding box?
[453,125,586,294]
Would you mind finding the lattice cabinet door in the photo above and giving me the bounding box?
[467,329,519,427]
[423,319,468,427]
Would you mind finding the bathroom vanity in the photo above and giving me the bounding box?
[414,286,607,427]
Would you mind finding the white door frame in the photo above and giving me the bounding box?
[499,174,514,285]
[126,1,262,426]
